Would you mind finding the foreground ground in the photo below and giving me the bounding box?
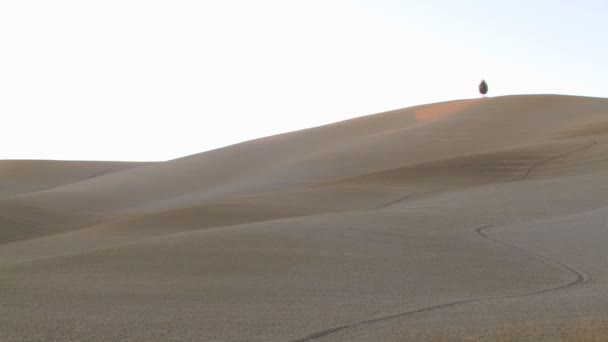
[2,95,608,341]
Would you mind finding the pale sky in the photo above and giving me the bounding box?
[1,1,607,161]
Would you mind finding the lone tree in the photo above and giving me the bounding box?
[479,80,488,97]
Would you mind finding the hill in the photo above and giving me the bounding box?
[2,95,608,341]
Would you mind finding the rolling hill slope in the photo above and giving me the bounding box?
[2,95,608,341]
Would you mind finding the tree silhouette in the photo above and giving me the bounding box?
[479,80,488,97]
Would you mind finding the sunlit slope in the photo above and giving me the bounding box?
[1,95,608,244]
[9,95,608,215]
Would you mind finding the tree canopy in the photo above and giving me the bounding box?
[479,80,488,96]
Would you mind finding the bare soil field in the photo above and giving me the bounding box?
[2,95,608,341]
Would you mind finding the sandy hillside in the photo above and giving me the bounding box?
[2,94,608,341]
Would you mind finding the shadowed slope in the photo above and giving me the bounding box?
[0,160,150,197]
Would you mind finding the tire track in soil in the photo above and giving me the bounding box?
[290,225,590,342]
[292,140,598,342]
[520,139,597,180]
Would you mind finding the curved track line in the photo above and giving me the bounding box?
[475,225,589,293]
[374,139,598,210]
[520,139,597,180]
[290,224,590,342]
[291,141,599,341]
[375,193,416,209]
